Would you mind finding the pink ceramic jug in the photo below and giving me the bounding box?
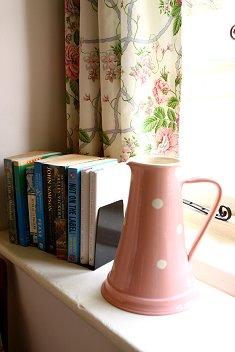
[101,156,222,315]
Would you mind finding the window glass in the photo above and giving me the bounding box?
[180,0,235,214]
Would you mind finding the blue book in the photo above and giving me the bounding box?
[67,158,118,264]
[34,153,62,251]
[4,151,44,245]
[12,151,63,246]
[40,154,102,257]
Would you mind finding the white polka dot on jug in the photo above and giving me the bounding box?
[156,259,167,270]
[152,198,163,209]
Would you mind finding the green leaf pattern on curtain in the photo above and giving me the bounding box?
[65,0,182,161]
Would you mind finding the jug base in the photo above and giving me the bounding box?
[101,278,199,316]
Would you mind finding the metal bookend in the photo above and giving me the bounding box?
[93,200,124,270]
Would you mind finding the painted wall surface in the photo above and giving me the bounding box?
[0,0,67,230]
[0,3,118,349]
[5,259,121,352]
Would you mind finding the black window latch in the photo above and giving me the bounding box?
[183,199,232,221]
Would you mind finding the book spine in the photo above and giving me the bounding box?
[14,163,31,246]
[34,162,46,251]
[80,169,91,265]
[43,164,56,254]
[34,153,62,251]
[80,160,118,265]
[67,168,80,263]
[88,171,98,267]
[4,159,18,244]
[26,167,38,246]
[13,154,61,247]
[54,166,68,260]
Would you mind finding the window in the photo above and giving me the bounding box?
[181,0,235,220]
[180,1,235,296]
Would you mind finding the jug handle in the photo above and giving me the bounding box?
[182,178,222,261]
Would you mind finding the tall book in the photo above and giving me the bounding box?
[34,153,62,251]
[80,161,119,265]
[4,151,62,246]
[26,166,37,246]
[67,158,118,264]
[4,158,19,244]
[42,154,102,259]
[88,163,131,267]
[80,168,93,265]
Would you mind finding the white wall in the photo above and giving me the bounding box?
[4,258,121,352]
[0,0,67,229]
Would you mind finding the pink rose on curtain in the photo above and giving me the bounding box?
[120,145,132,162]
[153,78,169,105]
[120,138,137,162]
[65,0,79,16]
[65,44,79,81]
[150,128,178,156]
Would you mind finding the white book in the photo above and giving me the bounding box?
[80,168,92,264]
[80,160,118,264]
[88,163,131,267]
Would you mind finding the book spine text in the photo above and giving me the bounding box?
[4,159,18,244]
[54,166,68,260]
[26,166,38,246]
[67,169,80,263]
[43,164,56,254]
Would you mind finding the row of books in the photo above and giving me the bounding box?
[4,151,131,268]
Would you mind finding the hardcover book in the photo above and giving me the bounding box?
[26,166,37,246]
[4,150,62,246]
[42,154,102,258]
[53,165,67,260]
[80,168,92,265]
[4,158,19,244]
[88,162,131,267]
[67,158,118,264]
[34,153,62,251]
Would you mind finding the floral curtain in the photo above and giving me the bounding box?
[65,0,182,161]
[185,0,224,14]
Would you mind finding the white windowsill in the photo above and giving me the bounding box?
[0,220,235,352]
[184,207,235,297]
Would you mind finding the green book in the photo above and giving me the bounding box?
[4,151,63,246]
